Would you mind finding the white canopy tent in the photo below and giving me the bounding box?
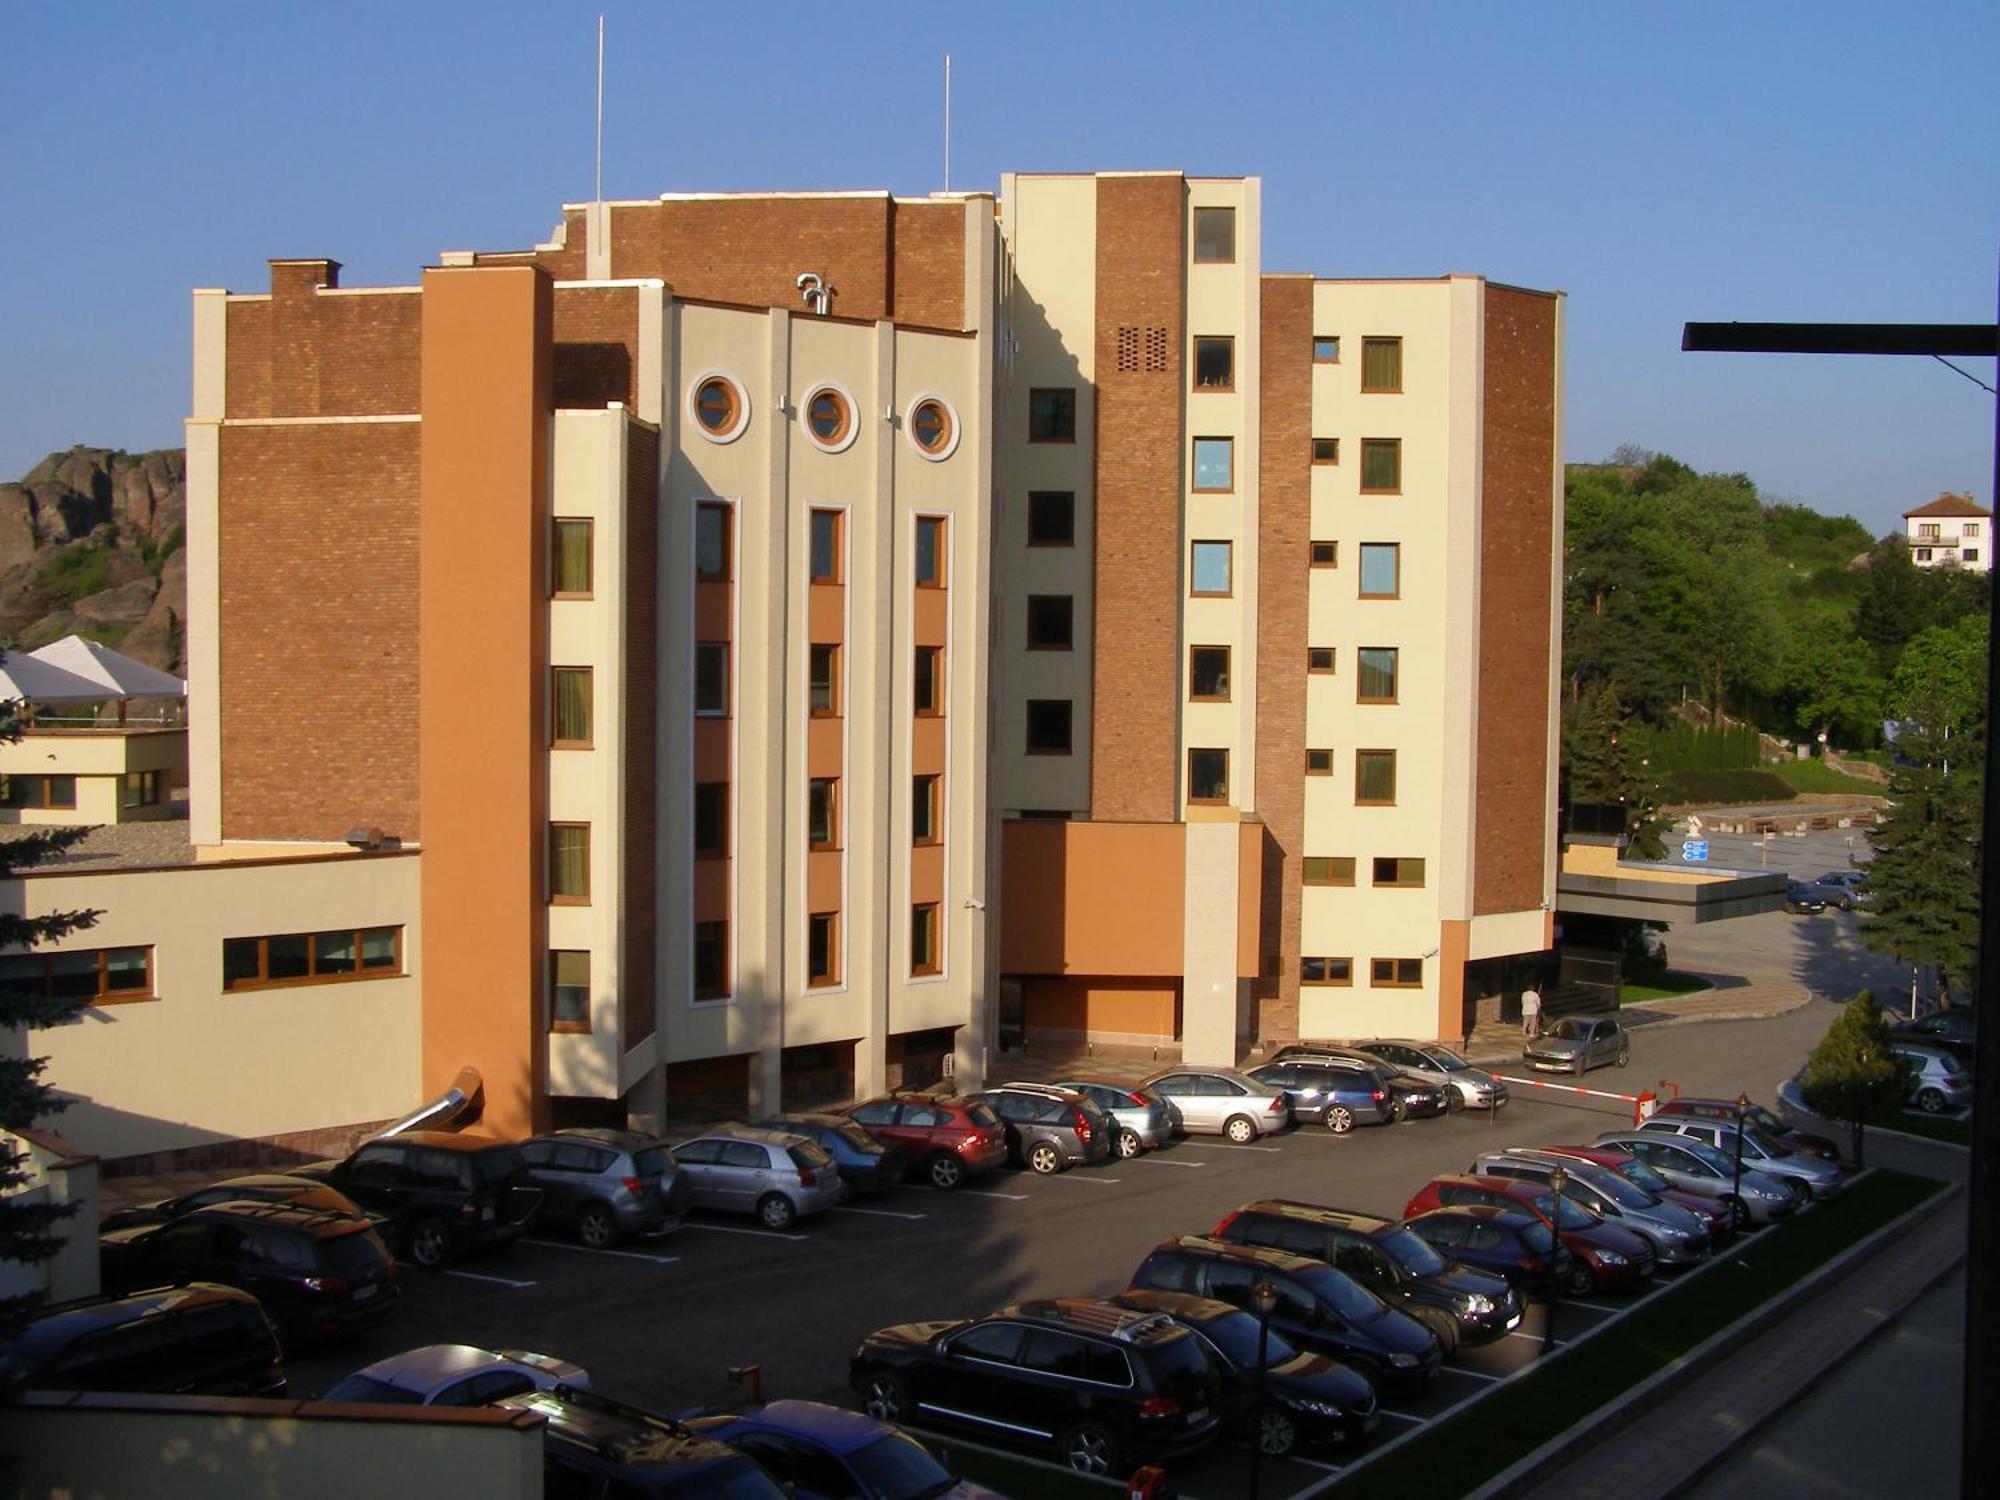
[24,635,186,700]
[0,653,107,704]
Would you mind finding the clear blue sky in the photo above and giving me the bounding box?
[4,2,1994,536]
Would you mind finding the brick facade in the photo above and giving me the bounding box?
[890,200,967,329]
[226,262,421,419]
[552,284,641,410]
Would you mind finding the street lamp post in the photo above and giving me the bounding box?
[1248,1279,1277,1500]
[1730,1092,1751,1242]
[1542,1163,1568,1356]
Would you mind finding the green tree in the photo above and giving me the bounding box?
[1779,619,1884,749]
[1860,722,1983,1002]
[1797,991,1914,1165]
[1887,614,1988,742]
[1564,684,1668,858]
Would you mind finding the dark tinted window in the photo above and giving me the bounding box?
[676,1139,722,1165]
[324,1372,424,1404]
[720,1141,768,1169]
[520,1141,558,1168]
[1412,1216,1465,1248]
[1019,1330,1092,1378]
[952,1323,1024,1363]
[633,1147,674,1176]
[966,1102,1001,1129]
[1517,1222,1556,1254]
[319,1229,391,1278]
[1136,1252,1194,1293]
[849,1100,896,1126]
[847,1433,954,1499]
[788,1142,833,1171]
[1466,1224,1505,1252]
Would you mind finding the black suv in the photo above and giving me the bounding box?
[1211,1200,1522,1349]
[99,1174,373,1234]
[496,1385,788,1498]
[850,1297,1222,1476]
[975,1083,1113,1174]
[0,1283,285,1397]
[294,1130,542,1269]
[99,1202,398,1342]
[1128,1237,1443,1395]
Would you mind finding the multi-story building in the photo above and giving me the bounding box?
[1903,492,1991,571]
[7,172,1561,1171]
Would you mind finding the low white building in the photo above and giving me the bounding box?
[1903,492,1991,572]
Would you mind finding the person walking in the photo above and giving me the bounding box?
[1521,985,1542,1038]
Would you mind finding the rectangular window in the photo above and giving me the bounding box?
[120,770,162,809]
[550,950,590,1032]
[1361,337,1404,393]
[0,945,155,1005]
[1188,748,1229,804]
[1193,336,1234,391]
[1371,957,1424,988]
[1915,548,1933,562]
[1026,699,1073,755]
[553,518,593,596]
[1359,542,1400,598]
[1193,207,1235,264]
[220,929,400,993]
[808,913,839,987]
[695,503,731,582]
[693,920,728,999]
[1355,749,1397,806]
[808,777,839,851]
[1360,438,1402,494]
[1357,647,1399,703]
[42,775,76,810]
[912,774,941,845]
[1305,748,1334,776]
[550,823,591,903]
[1189,645,1231,701]
[1965,523,1981,537]
[1919,523,1940,540]
[1312,438,1339,466]
[915,515,947,588]
[809,509,842,584]
[1302,957,1354,986]
[1310,541,1338,568]
[1303,857,1356,887]
[914,646,944,716]
[911,903,940,976]
[1373,857,1426,888]
[695,642,730,716]
[552,666,592,747]
[1192,437,1234,493]
[809,643,840,717]
[1967,549,1982,563]
[2,776,75,811]
[1029,388,1076,442]
[1026,594,1074,651]
[1190,540,1233,597]
[694,782,728,859]
[1308,647,1336,674]
[1312,336,1341,363]
[1028,491,1075,547]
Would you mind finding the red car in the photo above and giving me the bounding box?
[842,1092,1009,1190]
[1402,1174,1654,1295]
[1537,1144,1731,1235]
[1650,1098,1840,1161]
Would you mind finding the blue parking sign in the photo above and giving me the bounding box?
[1682,840,1709,862]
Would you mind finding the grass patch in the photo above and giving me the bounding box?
[1868,1112,1971,1148]
[1661,768,1796,805]
[1769,759,1887,797]
[1333,1169,1943,1494]
[1620,971,1712,1004]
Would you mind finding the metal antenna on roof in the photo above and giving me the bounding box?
[594,14,605,204]
[942,53,952,193]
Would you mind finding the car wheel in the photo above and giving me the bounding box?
[861,1373,908,1422]
[1722,1194,1750,1230]
[1917,1088,1949,1114]
[406,1217,453,1270]
[1325,1106,1356,1135]
[1255,1404,1300,1458]
[576,1203,620,1249]
[1615,1048,1630,1068]
[927,1152,966,1190]
[1444,1090,1465,1114]
[1415,1306,1460,1356]
[756,1193,799,1231]
[1062,1421,1119,1476]
[1563,1260,1596,1297]
[1028,1141,1064,1175]
[1571,1056,1587,1077]
[1224,1114,1259,1144]
[1115,1128,1145,1160]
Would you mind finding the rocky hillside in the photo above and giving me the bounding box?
[0,447,186,672]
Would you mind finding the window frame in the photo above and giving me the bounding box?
[807,912,840,989]
[801,382,858,453]
[1192,436,1235,494]
[2,775,77,811]
[1358,542,1401,599]
[1305,748,1334,776]
[693,920,729,1001]
[549,822,592,905]
[1190,539,1233,598]
[693,781,729,860]
[1312,438,1340,466]
[1025,699,1074,756]
[1360,336,1404,394]
[551,666,593,749]
[1302,856,1356,887]
[1187,747,1230,806]
[914,515,948,590]
[1025,593,1075,652]
[808,643,840,718]
[1301,956,1354,987]
[1371,957,1424,988]
[1192,336,1235,392]
[1307,646,1337,675]
[694,641,731,718]
[809,508,843,585]
[808,777,841,853]
[1027,491,1076,548]
[1360,438,1403,495]
[1028,388,1077,444]
[1355,749,1398,807]
[1192,207,1236,265]
[121,769,162,809]
[694,502,732,583]
[549,949,591,1034]
[1309,540,1338,569]
[912,774,941,847]
[1189,645,1231,703]
[1357,646,1400,704]
[1372,856,1426,889]
[221,929,400,994]
[911,902,941,977]
[688,372,750,444]
[914,645,945,717]
[906,395,960,460]
[552,517,594,597]
[1312,335,1341,364]
[0,945,157,1006]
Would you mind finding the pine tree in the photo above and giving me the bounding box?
[1798,991,1914,1165]
[1859,733,1983,1001]
[1564,684,1668,859]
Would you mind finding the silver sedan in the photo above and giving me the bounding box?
[1139,1066,1291,1141]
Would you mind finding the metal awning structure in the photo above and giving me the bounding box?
[1555,864,1788,923]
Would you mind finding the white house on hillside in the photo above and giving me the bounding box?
[1903,492,1991,572]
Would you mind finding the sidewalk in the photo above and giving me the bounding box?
[1462,975,1813,1066]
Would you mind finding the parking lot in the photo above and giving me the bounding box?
[283,994,1845,1499]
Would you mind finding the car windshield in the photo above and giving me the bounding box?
[1517,1221,1556,1254]
[1531,1192,1597,1230]
[659,1458,790,1499]
[633,1147,674,1175]
[1585,1171,1653,1208]
[319,1229,390,1276]
[846,1431,956,1499]
[322,1372,423,1404]
[966,1102,1002,1129]
[1424,1048,1470,1072]
[1543,1019,1586,1041]
[835,1123,886,1154]
[1377,1226,1450,1277]
[1300,1264,1387,1323]
[1198,1310,1302,1370]
[789,1142,834,1171]
[1615,1158,1673,1194]
[1670,1138,1737,1174]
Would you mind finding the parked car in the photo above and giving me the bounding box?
[1813,870,1866,909]
[99,1174,373,1235]
[1402,1206,1571,1290]
[1652,1096,1840,1160]
[519,1127,685,1247]
[976,1082,1114,1174]
[842,1092,1009,1190]
[1522,1015,1630,1075]
[1889,1042,1974,1114]
[672,1125,846,1229]
[758,1112,909,1196]
[1127,1237,1443,1395]
[99,1201,398,1342]
[1209,1200,1523,1348]
[1401,1175,1654,1294]
[0,1283,285,1398]
[1887,1010,1976,1067]
[498,1385,788,1498]
[1470,1151,1710,1265]
[683,1399,1005,1500]
[1110,1290,1380,1457]
[1245,1059,1392,1135]
[850,1297,1222,1476]
[1050,1079,1179,1159]
[1784,881,1828,915]
[1591,1132,1799,1227]
[1347,1040,1510,1110]
[1636,1117,1844,1200]
[1142,1066,1292,1141]
[322,1343,586,1406]
[1535,1144,1732,1235]
[1266,1047,1455,1117]
[292,1130,542,1270]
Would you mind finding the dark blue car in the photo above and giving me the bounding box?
[1402,1206,1570,1289]
[1247,1060,1395,1134]
[758,1114,908,1196]
[683,1399,1003,1500]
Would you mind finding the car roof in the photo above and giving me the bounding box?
[1161,1235,1322,1274]
[1426,1173,1543,1200]
[1537,1145,1628,1168]
[1143,1065,1264,1086]
[372,1130,513,1153]
[1408,1204,1542,1230]
[683,1123,807,1149]
[1236,1199,1395,1235]
[188,1200,376,1238]
[11,1283,260,1354]
[1112,1289,1245,1327]
[500,1388,734,1469]
[758,1111,851,1127]
[984,1081,1083,1100]
[533,1127,665,1151]
[350,1342,517,1388]
[723,1400,891,1456]
[996,1297,1191,1345]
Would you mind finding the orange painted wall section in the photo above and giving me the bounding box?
[914,587,949,645]
[1000,819,1186,976]
[1438,919,1470,1043]
[417,265,552,1142]
[1236,822,1263,981]
[1023,978,1179,1040]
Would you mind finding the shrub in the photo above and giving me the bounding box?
[1660,769,1796,805]
[1798,991,1911,1165]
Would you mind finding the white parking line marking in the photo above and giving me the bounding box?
[443,1269,537,1287]
[1134,1156,1206,1167]
[1295,1457,1346,1473]
[677,1223,809,1243]
[1440,1366,1500,1382]
[1373,1409,1428,1425]
[831,1206,928,1221]
[523,1238,679,1265]
[1174,1141,1284,1153]
[1504,1330,1543,1344]
[911,1186,1032,1201]
[1044,1173,1123,1185]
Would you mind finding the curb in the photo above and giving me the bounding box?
[1464,1178,1962,1499]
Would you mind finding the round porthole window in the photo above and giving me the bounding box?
[801,382,858,454]
[687,372,750,444]
[905,394,959,461]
